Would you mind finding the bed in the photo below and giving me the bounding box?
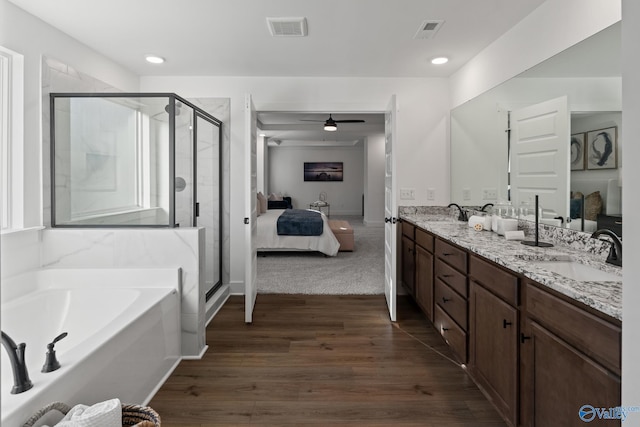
[257,209,340,256]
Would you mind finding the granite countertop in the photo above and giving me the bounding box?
[400,213,622,321]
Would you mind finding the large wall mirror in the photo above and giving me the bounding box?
[450,22,621,235]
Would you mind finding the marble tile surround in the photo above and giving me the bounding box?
[399,206,622,320]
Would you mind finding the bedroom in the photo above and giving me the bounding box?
[254,112,387,293]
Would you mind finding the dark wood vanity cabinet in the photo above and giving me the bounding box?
[398,220,622,427]
[414,229,434,320]
[469,255,519,426]
[433,238,469,363]
[520,280,621,427]
[400,222,416,296]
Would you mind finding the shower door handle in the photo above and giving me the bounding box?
[195,202,200,217]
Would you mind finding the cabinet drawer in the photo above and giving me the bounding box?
[434,305,467,363]
[435,239,468,273]
[526,282,621,374]
[415,228,434,252]
[435,279,468,330]
[402,221,415,239]
[435,258,467,298]
[469,255,518,306]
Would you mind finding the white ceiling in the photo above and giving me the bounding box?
[8,0,548,145]
[8,0,546,78]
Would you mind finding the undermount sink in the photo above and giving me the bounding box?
[531,260,621,282]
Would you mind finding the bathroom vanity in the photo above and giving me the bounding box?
[399,212,622,427]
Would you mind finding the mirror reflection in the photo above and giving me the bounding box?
[450,22,621,235]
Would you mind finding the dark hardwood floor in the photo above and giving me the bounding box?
[149,294,506,426]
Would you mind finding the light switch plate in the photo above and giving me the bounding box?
[427,188,435,200]
[400,188,415,200]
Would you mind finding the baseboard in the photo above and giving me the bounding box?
[363,219,384,226]
[206,285,230,326]
[229,280,245,295]
[182,345,209,360]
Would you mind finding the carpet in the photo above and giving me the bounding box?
[257,216,385,294]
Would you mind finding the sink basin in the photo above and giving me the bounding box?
[532,260,621,282]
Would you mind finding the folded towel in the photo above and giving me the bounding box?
[54,398,121,427]
[505,230,526,241]
[468,215,485,229]
[496,218,518,236]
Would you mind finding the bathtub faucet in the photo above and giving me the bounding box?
[1,331,33,394]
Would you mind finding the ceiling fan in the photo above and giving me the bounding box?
[300,114,365,131]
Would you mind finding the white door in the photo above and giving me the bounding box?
[244,94,258,323]
[384,95,398,321]
[510,96,569,220]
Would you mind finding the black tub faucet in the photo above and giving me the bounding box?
[1,331,33,394]
[447,203,468,222]
[591,229,622,267]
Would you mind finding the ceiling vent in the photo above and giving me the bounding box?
[413,20,444,39]
[267,17,308,37]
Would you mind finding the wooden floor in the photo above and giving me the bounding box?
[149,295,506,426]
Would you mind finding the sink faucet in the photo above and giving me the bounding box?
[591,229,622,267]
[481,203,494,212]
[447,203,468,222]
[1,331,33,394]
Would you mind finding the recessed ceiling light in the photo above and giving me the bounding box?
[145,55,165,64]
[431,57,449,65]
[259,133,266,137]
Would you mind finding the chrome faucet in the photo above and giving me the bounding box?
[591,229,622,267]
[447,203,468,222]
[1,331,33,394]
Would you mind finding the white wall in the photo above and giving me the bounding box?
[268,145,364,215]
[450,0,622,108]
[0,0,139,229]
[622,0,640,409]
[364,135,385,225]
[140,76,450,290]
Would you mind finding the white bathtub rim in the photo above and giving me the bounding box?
[1,287,179,425]
[1,267,182,303]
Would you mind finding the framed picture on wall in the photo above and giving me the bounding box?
[304,162,343,182]
[570,133,585,171]
[586,126,617,170]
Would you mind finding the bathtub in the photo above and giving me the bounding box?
[1,268,181,427]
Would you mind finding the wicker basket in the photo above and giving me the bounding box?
[23,401,161,427]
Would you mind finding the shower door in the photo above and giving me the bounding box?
[195,112,222,299]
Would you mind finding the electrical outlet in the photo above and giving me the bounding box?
[400,188,415,200]
[427,188,435,200]
[482,188,497,200]
[462,188,471,201]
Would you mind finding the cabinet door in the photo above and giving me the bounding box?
[415,245,434,321]
[401,235,415,296]
[520,320,621,427]
[469,282,518,426]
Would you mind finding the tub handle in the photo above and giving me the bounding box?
[42,332,68,373]
[51,332,68,345]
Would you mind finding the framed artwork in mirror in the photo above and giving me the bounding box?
[586,126,617,170]
[304,162,343,181]
[570,133,585,171]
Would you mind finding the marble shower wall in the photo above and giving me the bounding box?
[38,57,232,357]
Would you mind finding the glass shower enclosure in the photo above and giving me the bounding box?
[50,93,223,298]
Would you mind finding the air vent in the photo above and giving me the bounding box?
[267,17,308,37]
[413,20,444,39]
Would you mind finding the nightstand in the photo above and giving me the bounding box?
[309,202,330,217]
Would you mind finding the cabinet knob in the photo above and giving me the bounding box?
[503,319,512,328]
[442,297,451,303]
[521,333,531,344]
